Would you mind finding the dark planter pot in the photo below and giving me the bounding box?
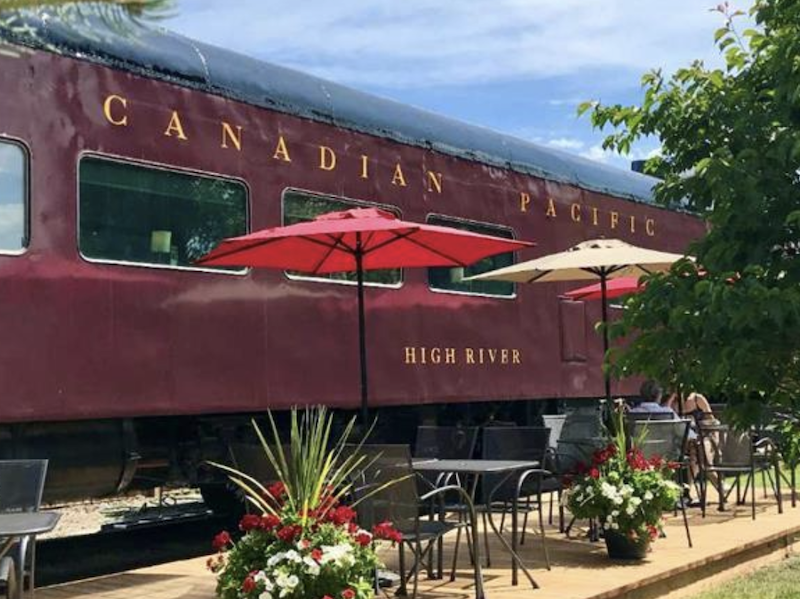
[603,529,650,560]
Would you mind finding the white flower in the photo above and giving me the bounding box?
[630,496,642,508]
[275,572,299,591]
[259,592,272,599]
[611,510,620,517]
[303,556,320,576]
[319,543,354,566]
[643,491,654,501]
[267,552,285,568]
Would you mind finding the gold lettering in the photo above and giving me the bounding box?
[629,215,636,233]
[273,135,292,162]
[404,347,416,365]
[391,163,407,187]
[591,207,599,226]
[545,198,557,218]
[610,211,619,229]
[319,146,336,171]
[465,348,475,364]
[360,155,369,179]
[501,349,509,364]
[103,94,128,126]
[164,110,188,140]
[570,203,581,222]
[420,347,427,365]
[430,347,441,364]
[646,218,656,236]
[445,348,456,364]
[221,122,242,151]
[488,348,497,363]
[426,171,443,194]
[520,192,531,213]
[512,349,521,364]
[478,348,485,364]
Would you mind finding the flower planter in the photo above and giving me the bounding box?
[603,529,650,560]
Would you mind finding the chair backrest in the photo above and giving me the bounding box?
[349,444,418,531]
[628,419,691,461]
[541,415,566,450]
[627,410,676,422]
[414,426,478,460]
[703,427,753,468]
[0,460,48,513]
[482,427,550,502]
[556,407,605,471]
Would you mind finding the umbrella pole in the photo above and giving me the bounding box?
[355,239,369,426]
[600,273,611,404]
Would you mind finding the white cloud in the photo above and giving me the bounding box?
[545,137,585,150]
[168,0,725,89]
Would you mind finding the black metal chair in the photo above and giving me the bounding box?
[697,423,782,520]
[556,406,606,539]
[481,426,551,570]
[626,418,694,547]
[0,460,48,599]
[413,426,478,488]
[541,415,567,529]
[351,444,479,599]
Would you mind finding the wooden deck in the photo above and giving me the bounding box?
[39,493,800,599]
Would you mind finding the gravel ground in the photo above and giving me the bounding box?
[41,488,205,539]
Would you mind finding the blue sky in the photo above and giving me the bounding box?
[165,1,726,170]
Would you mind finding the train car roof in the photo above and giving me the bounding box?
[0,13,660,204]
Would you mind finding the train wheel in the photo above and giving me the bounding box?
[200,483,246,519]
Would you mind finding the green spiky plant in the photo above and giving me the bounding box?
[207,407,406,599]
[210,406,384,523]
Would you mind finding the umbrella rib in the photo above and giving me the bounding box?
[196,235,288,264]
[307,233,354,274]
[360,229,418,255]
[368,230,473,266]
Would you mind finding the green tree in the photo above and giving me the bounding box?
[0,0,174,48]
[580,0,800,422]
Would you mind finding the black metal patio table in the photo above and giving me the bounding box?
[0,511,60,599]
[413,458,541,592]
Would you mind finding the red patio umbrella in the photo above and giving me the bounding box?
[197,208,533,423]
[563,276,644,302]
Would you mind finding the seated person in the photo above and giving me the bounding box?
[665,391,719,424]
[627,380,678,419]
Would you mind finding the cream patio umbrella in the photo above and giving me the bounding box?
[468,238,688,402]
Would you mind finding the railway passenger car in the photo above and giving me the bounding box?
[0,15,704,505]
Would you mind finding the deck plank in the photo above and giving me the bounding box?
[38,493,800,599]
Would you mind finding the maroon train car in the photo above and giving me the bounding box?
[0,17,704,504]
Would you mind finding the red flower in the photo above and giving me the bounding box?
[267,481,286,501]
[239,514,261,532]
[260,514,281,531]
[242,575,256,593]
[646,524,659,540]
[574,461,587,474]
[589,467,600,479]
[277,524,302,542]
[311,548,323,561]
[355,531,373,546]
[372,521,402,543]
[342,589,356,599]
[322,596,334,599]
[326,505,357,526]
[212,530,231,551]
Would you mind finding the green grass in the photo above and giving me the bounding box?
[687,557,800,599]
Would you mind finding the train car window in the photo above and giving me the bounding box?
[426,215,515,297]
[282,189,402,286]
[79,157,247,271]
[0,141,28,253]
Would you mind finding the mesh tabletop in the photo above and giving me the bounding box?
[0,512,60,536]
[412,459,540,474]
